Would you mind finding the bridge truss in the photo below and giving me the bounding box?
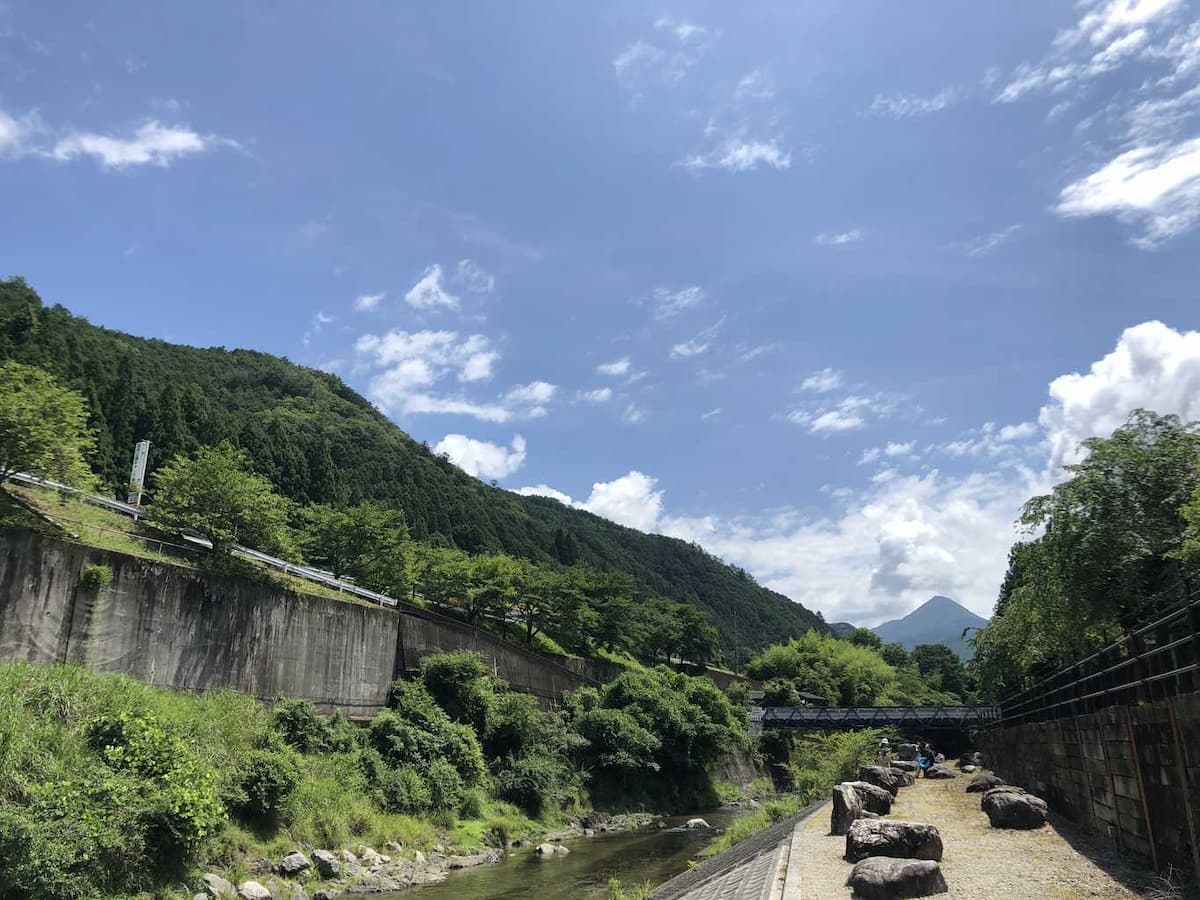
[751,705,1000,730]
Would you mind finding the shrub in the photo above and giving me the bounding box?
[326,710,363,752]
[427,758,464,812]
[377,764,431,814]
[238,749,301,820]
[485,691,547,760]
[420,651,497,733]
[494,753,568,816]
[459,788,485,819]
[272,697,328,753]
[79,564,113,592]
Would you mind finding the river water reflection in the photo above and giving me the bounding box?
[397,809,743,900]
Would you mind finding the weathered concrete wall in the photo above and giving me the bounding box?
[978,695,1200,877]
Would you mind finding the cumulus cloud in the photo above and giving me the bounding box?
[579,387,613,403]
[504,381,557,417]
[514,484,574,505]
[789,395,899,434]
[354,291,385,311]
[434,434,527,479]
[513,470,665,530]
[868,87,962,119]
[597,357,632,376]
[405,264,460,310]
[1056,138,1200,247]
[1041,320,1200,471]
[48,121,226,169]
[682,137,791,173]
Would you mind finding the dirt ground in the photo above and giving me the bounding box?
[793,770,1156,899]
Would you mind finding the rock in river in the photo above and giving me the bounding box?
[685,818,711,829]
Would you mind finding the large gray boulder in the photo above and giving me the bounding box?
[201,874,235,898]
[980,785,1026,811]
[846,857,948,899]
[891,759,918,773]
[278,852,311,876]
[832,783,864,835]
[889,766,916,787]
[985,792,1048,829]
[965,773,1004,793]
[845,819,943,863]
[859,765,901,796]
[312,850,340,878]
[685,818,711,829]
[236,883,271,900]
[896,743,920,762]
[845,780,894,814]
[924,764,955,779]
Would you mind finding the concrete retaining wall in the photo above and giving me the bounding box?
[977,695,1200,877]
[0,527,602,715]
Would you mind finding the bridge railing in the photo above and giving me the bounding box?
[991,590,1200,729]
[751,705,1000,729]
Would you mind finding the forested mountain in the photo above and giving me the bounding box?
[871,595,988,660]
[0,277,826,651]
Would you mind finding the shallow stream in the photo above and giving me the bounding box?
[396,809,744,900]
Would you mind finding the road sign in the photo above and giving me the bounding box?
[127,440,150,506]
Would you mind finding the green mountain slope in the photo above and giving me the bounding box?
[0,277,826,651]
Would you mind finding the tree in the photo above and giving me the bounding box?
[302,502,409,595]
[848,627,882,651]
[0,361,97,488]
[911,644,968,698]
[151,442,294,555]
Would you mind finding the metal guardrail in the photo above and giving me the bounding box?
[8,472,398,608]
[991,590,1200,728]
[751,705,1000,730]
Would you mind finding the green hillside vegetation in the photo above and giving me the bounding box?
[0,655,747,899]
[972,410,1200,697]
[0,277,825,653]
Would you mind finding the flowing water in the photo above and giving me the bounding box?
[397,809,744,900]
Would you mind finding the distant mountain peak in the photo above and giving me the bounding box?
[870,595,988,660]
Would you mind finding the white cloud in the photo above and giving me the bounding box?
[49,120,225,169]
[814,228,863,246]
[799,368,844,393]
[0,108,41,158]
[960,224,1022,257]
[1056,137,1200,247]
[1041,320,1200,471]
[788,394,900,435]
[582,471,664,531]
[514,484,574,505]
[650,286,704,320]
[401,394,511,422]
[670,339,709,358]
[505,381,557,417]
[354,291,385,311]
[682,136,791,173]
[297,220,332,243]
[405,264,460,310]
[579,387,613,403]
[434,434,527,479]
[868,87,962,119]
[701,407,723,420]
[623,404,649,424]
[454,259,495,294]
[597,357,632,376]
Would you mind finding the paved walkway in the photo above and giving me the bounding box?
[659,771,1154,900]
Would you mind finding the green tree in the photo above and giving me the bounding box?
[302,501,409,595]
[0,360,97,488]
[150,442,294,555]
[911,644,968,698]
[848,628,882,651]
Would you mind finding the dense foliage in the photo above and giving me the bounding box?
[0,359,96,488]
[973,410,1200,696]
[0,277,825,652]
[746,631,970,707]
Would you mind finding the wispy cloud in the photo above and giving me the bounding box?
[814,228,863,246]
[788,393,901,435]
[669,317,725,359]
[799,368,844,393]
[354,291,385,312]
[579,387,613,403]
[867,87,962,119]
[623,403,650,424]
[650,286,705,320]
[681,136,791,173]
[958,224,1022,257]
[597,357,632,376]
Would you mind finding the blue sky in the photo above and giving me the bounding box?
[5,1,1200,625]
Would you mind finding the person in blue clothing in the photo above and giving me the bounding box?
[917,742,935,777]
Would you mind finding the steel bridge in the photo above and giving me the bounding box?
[751,705,1000,731]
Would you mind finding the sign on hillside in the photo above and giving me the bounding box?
[127,440,150,506]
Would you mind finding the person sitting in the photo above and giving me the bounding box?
[917,742,935,777]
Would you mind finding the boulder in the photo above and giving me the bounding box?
[236,883,272,900]
[201,874,236,898]
[313,893,338,900]
[897,743,920,762]
[961,765,977,773]
[278,853,311,876]
[965,774,1004,793]
[534,842,570,857]
[413,850,426,864]
[924,765,955,779]
[312,850,340,879]
[859,765,901,796]
[891,760,918,773]
[832,783,864,835]
[980,785,1027,811]
[985,792,1048,830]
[685,818,711,829]
[339,850,358,864]
[845,819,944,863]
[889,767,916,787]
[845,780,894,814]
[846,857,948,900]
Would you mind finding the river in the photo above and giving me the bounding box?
[396,809,744,900]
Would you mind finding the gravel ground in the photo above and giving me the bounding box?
[794,770,1152,899]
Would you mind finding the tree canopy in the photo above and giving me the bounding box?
[0,359,96,488]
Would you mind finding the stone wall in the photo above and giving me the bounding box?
[977,694,1200,877]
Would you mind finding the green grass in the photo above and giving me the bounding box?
[0,486,62,535]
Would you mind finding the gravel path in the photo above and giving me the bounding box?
[794,771,1150,899]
